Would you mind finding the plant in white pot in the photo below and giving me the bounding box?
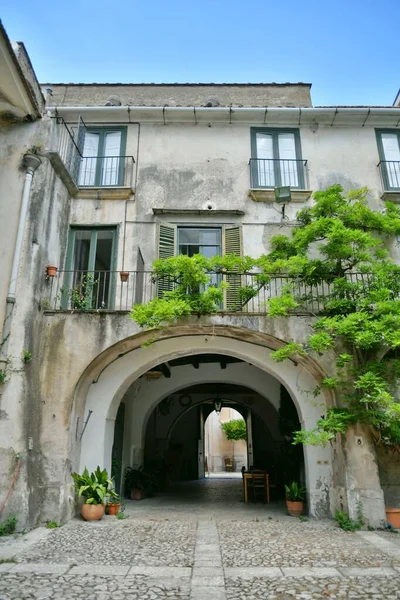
[71,466,116,521]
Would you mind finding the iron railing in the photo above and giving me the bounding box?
[52,116,83,183]
[50,117,135,189]
[378,160,400,191]
[44,270,371,314]
[78,155,135,188]
[249,158,308,189]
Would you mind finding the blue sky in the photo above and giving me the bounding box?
[1,0,399,106]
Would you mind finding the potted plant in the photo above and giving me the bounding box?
[106,495,121,516]
[124,467,149,501]
[46,265,58,278]
[285,481,306,517]
[71,466,114,521]
[120,271,129,282]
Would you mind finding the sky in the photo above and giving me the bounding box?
[1,0,399,106]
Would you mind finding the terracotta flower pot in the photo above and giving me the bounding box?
[46,265,57,277]
[286,500,304,517]
[131,489,145,501]
[80,503,105,521]
[120,271,129,282]
[385,508,400,529]
[107,503,121,516]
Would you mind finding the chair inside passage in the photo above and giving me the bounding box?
[251,472,268,503]
[224,457,234,472]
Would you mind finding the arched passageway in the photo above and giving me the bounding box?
[141,379,304,503]
[75,331,333,516]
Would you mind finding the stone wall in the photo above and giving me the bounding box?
[0,117,72,529]
[46,83,312,108]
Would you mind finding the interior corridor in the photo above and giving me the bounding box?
[123,477,286,518]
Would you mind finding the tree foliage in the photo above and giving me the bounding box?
[266,185,400,449]
[130,185,400,449]
[221,418,247,441]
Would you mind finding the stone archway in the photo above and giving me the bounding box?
[73,327,334,517]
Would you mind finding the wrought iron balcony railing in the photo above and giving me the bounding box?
[378,160,400,191]
[44,270,370,315]
[48,117,135,192]
[78,155,135,188]
[249,158,308,189]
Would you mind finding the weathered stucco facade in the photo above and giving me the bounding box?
[0,24,399,530]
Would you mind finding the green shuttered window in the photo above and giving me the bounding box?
[156,223,242,309]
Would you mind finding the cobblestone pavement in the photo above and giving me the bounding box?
[0,478,399,600]
[218,519,400,567]
[15,519,196,566]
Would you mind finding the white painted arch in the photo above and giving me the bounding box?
[77,333,333,516]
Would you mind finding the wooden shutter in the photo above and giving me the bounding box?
[223,225,242,311]
[157,222,176,298]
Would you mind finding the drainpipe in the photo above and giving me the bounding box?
[0,153,42,358]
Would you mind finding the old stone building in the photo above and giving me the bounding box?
[0,21,399,530]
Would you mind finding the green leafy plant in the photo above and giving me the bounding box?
[22,349,32,363]
[46,521,59,529]
[221,419,247,441]
[0,516,17,536]
[123,466,160,496]
[267,186,400,448]
[116,511,128,520]
[285,481,306,502]
[71,466,116,505]
[0,370,6,384]
[107,494,120,505]
[69,274,97,310]
[335,511,362,531]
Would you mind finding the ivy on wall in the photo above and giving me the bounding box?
[130,186,400,449]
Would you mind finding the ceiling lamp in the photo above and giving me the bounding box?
[214,399,222,416]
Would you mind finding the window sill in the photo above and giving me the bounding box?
[381,190,400,203]
[75,186,135,200]
[248,189,312,203]
[152,208,245,215]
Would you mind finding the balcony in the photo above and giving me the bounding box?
[44,269,356,315]
[248,158,312,203]
[378,161,400,202]
[76,155,135,200]
[47,116,135,199]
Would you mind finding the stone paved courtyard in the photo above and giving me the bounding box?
[0,478,399,599]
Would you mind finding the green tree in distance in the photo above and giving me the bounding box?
[221,419,247,441]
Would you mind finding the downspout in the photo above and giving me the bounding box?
[0,153,42,359]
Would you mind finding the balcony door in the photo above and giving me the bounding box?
[64,227,117,309]
[377,130,400,190]
[251,128,303,189]
[78,127,126,187]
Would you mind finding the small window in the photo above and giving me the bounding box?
[376,130,400,191]
[250,128,304,189]
[178,227,222,258]
[63,227,117,309]
[78,127,127,187]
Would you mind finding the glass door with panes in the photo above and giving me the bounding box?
[79,128,125,187]
[63,228,117,309]
[253,129,302,188]
[379,132,400,190]
[178,227,221,288]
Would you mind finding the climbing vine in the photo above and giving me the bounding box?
[130,186,400,449]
